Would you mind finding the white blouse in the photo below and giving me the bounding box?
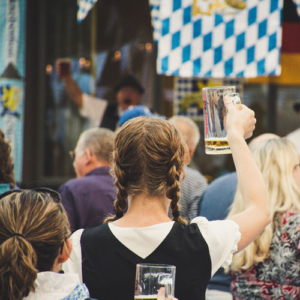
[63,217,241,283]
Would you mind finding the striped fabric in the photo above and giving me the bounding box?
[170,166,208,222]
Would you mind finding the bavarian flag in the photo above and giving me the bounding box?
[77,0,99,23]
[153,0,283,78]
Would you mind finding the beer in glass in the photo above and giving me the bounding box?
[134,264,176,299]
[203,87,241,155]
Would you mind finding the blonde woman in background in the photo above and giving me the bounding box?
[228,138,300,299]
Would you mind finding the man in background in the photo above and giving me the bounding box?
[168,116,207,221]
[59,128,116,232]
[56,60,144,130]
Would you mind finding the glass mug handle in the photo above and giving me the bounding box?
[224,92,242,110]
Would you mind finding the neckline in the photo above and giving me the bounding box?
[85,166,110,176]
[107,221,178,259]
[109,221,174,230]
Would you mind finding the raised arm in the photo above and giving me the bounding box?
[55,60,83,108]
[224,98,270,251]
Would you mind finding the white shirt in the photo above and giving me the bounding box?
[63,217,241,282]
[79,93,122,128]
[23,272,88,300]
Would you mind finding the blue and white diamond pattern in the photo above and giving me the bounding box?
[156,0,283,78]
[292,0,300,17]
[77,0,98,23]
[149,0,162,42]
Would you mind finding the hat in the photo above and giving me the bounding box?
[119,105,164,127]
[293,101,300,113]
[114,75,145,94]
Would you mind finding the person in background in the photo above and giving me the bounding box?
[59,128,116,232]
[118,105,165,127]
[0,188,92,300]
[64,97,270,300]
[287,101,300,158]
[0,129,16,194]
[228,138,300,299]
[199,133,279,300]
[168,116,207,221]
[56,60,144,130]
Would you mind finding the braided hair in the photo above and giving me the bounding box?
[104,117,190,224]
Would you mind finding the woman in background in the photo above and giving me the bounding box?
[229,138,300,299]
[0,189,91,300]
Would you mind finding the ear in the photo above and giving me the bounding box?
[58,238,72,264]
[84,148,93,165]
[189,145,196,158]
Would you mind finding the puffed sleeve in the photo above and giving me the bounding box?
[63,229,84,283]
[191,216,241,276]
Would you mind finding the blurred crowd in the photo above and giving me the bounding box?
[0,69,300,300]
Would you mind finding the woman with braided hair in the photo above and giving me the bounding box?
[64,98,270,300]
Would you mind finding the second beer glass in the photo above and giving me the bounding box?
[134,263,176,299]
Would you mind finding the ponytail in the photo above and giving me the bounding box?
[0,236,37,300]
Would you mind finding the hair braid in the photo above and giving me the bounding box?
[166,149,187,225]
[104,150,128,223]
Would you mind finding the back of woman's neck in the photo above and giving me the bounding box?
[112,194,172,227]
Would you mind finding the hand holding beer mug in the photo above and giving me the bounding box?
[223,94,256,142]
[203,87,242,154]
[157,288,178,300]
[135,264,176,300]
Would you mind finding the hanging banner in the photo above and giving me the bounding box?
[0,0,26,183]
[154,0,283,78]
[174,77,243,120]
[292,0,300,17]
[77,0,99,23]
[149,0,162,42]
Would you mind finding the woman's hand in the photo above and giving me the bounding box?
[224,95,256,141]
[157,287,178,300]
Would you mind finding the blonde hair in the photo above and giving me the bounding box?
[0,190,71,300]
[104,117,190,224]
[229,138,300,272]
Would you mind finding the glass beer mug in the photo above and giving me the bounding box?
[134,264,176,299]
[202,86,241,155]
